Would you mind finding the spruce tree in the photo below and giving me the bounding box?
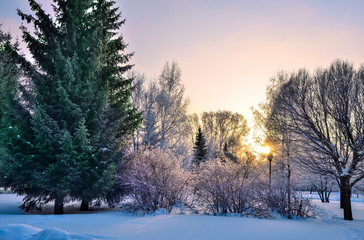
[193,127,207,166]
[0,28,18,134]
[1,0,141,214]
[0,28,22,188]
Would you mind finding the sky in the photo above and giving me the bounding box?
[1,0,364,126]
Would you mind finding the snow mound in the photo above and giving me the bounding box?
[31,227,96,240]
[0,224,97,240]
[0,224,41,239]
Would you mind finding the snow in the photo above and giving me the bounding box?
[0,224,95,240]
[0,192,364,240]
[0,224,40,239]
[31,228,94,240]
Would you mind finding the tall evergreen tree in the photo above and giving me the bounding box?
[0,28,18,134]
[193,127,207,166]
[0,27,24,189]
[1,0,141,214]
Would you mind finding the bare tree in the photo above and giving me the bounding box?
[313,175,333,203]
[200,112,219,157]
[252,71,296,218]
[187,113,200,144]
[271,60,364,220]
[157,62,189,150]
[199,111,250,156]
[130,72,146,150]
[131,62,190,155]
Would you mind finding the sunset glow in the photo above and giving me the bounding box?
[252,145,270,156]
[2,0,364,126]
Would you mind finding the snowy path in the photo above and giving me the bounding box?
[313,200,364,240]
[0,193,363,240]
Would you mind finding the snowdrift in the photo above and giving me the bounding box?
[0,224,96,240]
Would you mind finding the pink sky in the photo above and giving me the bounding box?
[1,0,364,125]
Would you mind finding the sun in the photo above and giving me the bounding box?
[244,131,271,156]
[255,145,271,155]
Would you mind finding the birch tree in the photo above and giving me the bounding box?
[201,111,249,156]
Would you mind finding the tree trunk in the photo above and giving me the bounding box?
[324,178,331,203]
[54,196,64,214]
[340,177,353,220]
[269,160,272,190]
[287,163,292,219]
[324,177,328,203]
[340,186,344,209]
[80,200,89,211]
[325,188,331,203]
[317,190,324,202]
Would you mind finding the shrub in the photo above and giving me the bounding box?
[112,148,190,213]
[258,182,315,219]
[193,158,268,217]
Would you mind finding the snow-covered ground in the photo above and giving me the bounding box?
[0,192,363,240]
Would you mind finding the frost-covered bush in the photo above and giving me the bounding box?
[289,191,315,218]
[193,158,267,217]
[112,148,190,213]
[258,182,315,219]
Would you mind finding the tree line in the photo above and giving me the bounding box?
[130,66,250,166]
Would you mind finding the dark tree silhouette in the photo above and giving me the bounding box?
[193,127,207,166]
